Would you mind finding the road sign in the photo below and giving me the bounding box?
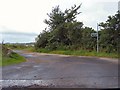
[91,33,97,37]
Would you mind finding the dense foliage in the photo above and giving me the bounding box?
[35,4,119,53]
[99,11,120,53]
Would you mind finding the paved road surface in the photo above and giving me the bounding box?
[1,50,119,88]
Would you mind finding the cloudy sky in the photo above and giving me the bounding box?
[0,0,119,43]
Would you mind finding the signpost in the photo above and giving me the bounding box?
[91,23,99,53]
[97,23,99,53]
[118,1,120,11]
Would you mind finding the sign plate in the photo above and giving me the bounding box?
[91,33,97,37]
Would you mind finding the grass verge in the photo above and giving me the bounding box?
[0,52,26,66]
[8,46,118,59]
[35,48,118,58]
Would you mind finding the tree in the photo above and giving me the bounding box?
[81,27,96,51]
[99,11,120,53]
[35,29,50,49]
[35,4,83,50]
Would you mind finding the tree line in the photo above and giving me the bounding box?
[35,4,120,53]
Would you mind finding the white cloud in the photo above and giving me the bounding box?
[78,1,118,29]
[0,0,119,42]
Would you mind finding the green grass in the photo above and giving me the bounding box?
[11,46,35,52]
[36,48,118,58]
[0,52,26,66]
[5,45,118,59]
[22,47,35,52]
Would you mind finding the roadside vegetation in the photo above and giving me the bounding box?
[0,45,26,66]
[35,48,118,58]
[5,45,118,58]
[34,4,119,58]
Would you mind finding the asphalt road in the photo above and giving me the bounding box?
[1,50,119,88]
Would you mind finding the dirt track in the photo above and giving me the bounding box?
[1,50,119,88]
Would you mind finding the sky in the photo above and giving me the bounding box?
[0,0,119,43]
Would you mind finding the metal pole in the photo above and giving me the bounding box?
[97,23,99,53]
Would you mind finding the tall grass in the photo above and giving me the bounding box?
[36,48,118,58]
